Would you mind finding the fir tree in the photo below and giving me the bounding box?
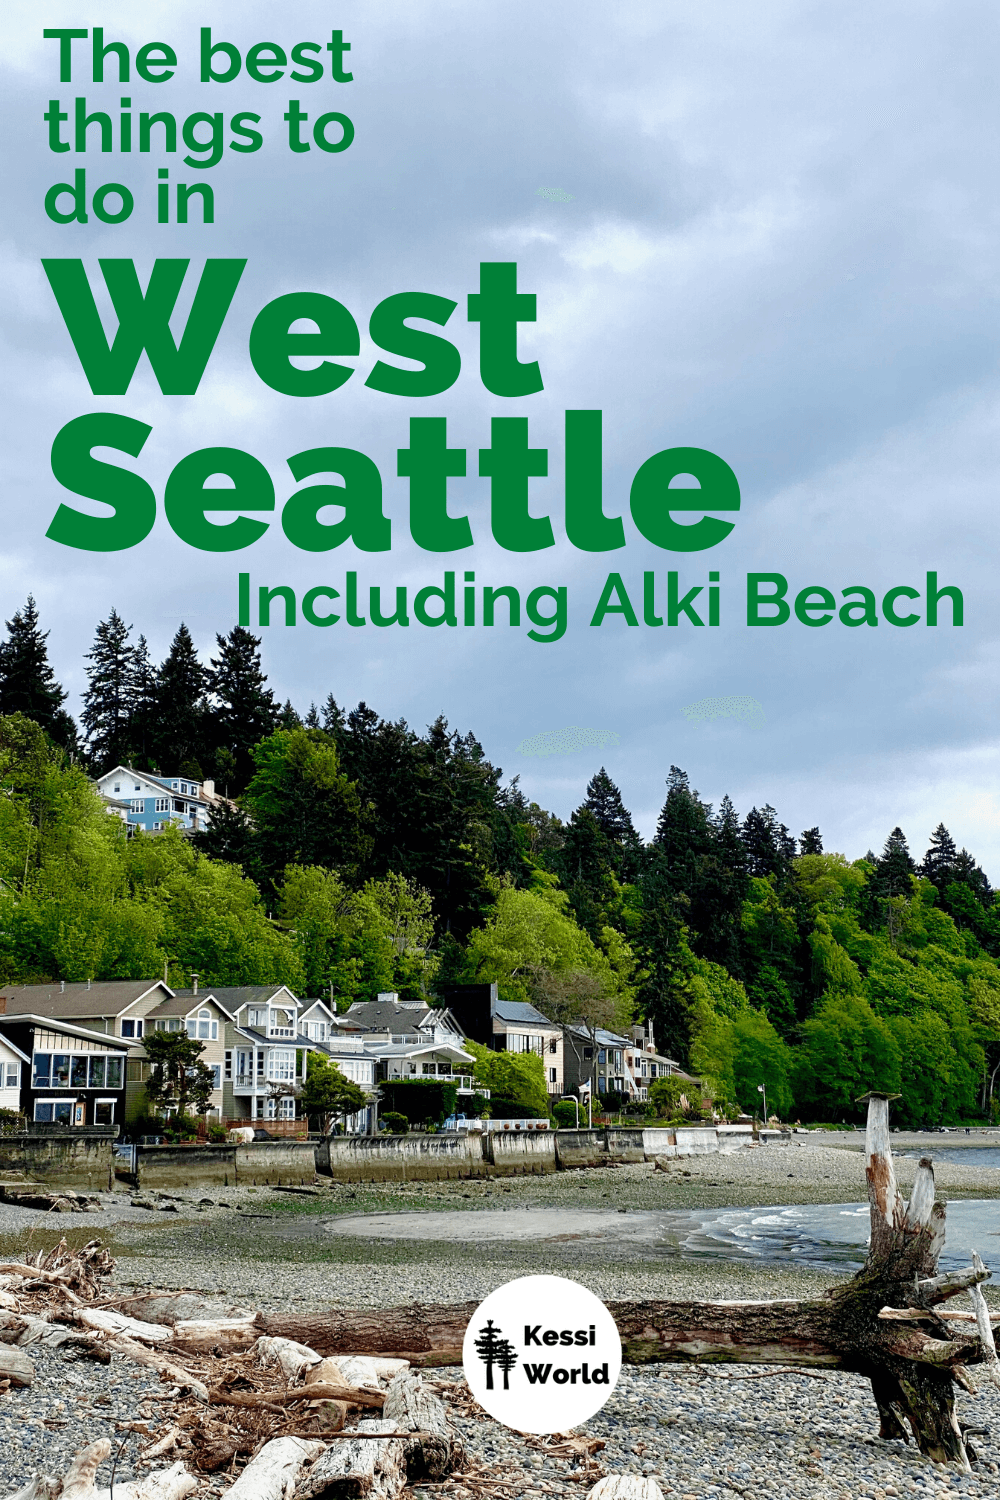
[128,635,158,769]
[81,609,134,772]
[278,699,302,729]
[742,805,796,881]
[876,827,916,900]
[921,824,958,891]
[799,826,823,855]
[206,627,277,793]
[303,702,320,729]
[583,766,641,879]
[0,596,72,745]
[153,624,207,774]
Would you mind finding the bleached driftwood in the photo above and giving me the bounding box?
[92,1466,196,1500]
[209,1380,385,1410]
[0,1344,34,1386]
[382,1369,455,1480]
[218,1436,323,1500]
[255,1334,322,1383]
[296,1419,408,1500]
[75,1309,172,1345]
[100,1333,209,1401]
[587,1480,665,1500]
[171,1317,259,1354]
[1,1441,196,1500]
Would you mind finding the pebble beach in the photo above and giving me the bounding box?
[1,1135,999,1497]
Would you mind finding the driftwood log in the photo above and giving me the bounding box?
[260,1095,998,1470]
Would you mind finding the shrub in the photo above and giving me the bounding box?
[488,1096,542,1119]
[0,1107,24,1134]
[552,1100,579,1129]
[381,1111,409,1134]
[378,1079,457,1125]
[206,1124,228,1143]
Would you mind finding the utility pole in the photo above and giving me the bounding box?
[757,1081,767,1124]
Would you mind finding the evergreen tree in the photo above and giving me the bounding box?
[81,609,134,772]
[206,627,277,793]
[742,805,796,881]
[128,635,158,769]
[0,596,73,746]
[583,767,641,879]
[152,624,207,774]
[876,826,916,900]
[278,699,302,729]
[799,827,823,855]
[303,702,320,729]
[920,824,958,891]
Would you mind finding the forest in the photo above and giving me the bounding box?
[2,595,999,1129]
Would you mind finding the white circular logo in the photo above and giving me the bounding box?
[462,1274,622,1434]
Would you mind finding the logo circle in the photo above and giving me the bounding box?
[462,1274,622,1434]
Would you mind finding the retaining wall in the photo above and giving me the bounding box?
[234,1141,318,1185]
[135,1145,236,1191]
[485,1131,557,1175]
[604,1128,647,1164]
[0,1130,115,1191]
[553,1129,607,1169]
[318,1134,486,1183]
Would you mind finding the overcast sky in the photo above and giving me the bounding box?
[3,1,997,873]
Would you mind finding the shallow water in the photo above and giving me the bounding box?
[326,1199,1000,1272]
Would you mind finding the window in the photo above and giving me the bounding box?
[95,1101,114,1125]
[4,1062,18,1089]
[598,1049,607,1065]
[268,1049,295,1083]
[131,799,144,813]
[180,782,188,794]
[247,1007,267,1028]
[549,1038,557,1053]
[279,1096,295,1119]
[35,1100,72,1123]
[257,1050,265,1076]
[173,799,185,813]
[583,1047,593,1060]
[210,1065,221,1090]
[506,1033,544,1056]
[121,1019,143,1038]
[113,783,121,793]
[33,1054,51,1087]
[88,1056,106,1088]
[106,1057,123,1089]
[70,1056,88,1088]
[597,1076,607,1093]
[224,1050,233,1081]
[549,1068,557,1083]
[155,797,169,813]
[52,1054,70,1087]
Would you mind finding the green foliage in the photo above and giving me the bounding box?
[0,1107,24,1134]
[299,1053,368,1132]
[552,1100,579,1128]
[142,1029,215,1117]
[377,1078,458,1125]
[463,1039,550,1117]
[794,994,901,1119]
[381,1111,409,1134]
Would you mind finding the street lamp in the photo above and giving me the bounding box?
[757,1081,767,1125]
[558,1095,580,1128]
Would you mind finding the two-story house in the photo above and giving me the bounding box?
[436,984,563,1097]
[0,996,131,1129]
[623,1022,684,1100]
[94,766,216,835]
[143,986,235,1117]
[338,995,481,1108]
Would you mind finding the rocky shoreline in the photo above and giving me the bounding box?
[2,1142,1000,1496]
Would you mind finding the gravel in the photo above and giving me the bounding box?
[413,1364,1000,1500]
[3,1142,1000,1493]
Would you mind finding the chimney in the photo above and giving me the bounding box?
[202,778,215,798]
[191,973,199,995]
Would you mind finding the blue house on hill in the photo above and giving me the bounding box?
[95,765,220,835]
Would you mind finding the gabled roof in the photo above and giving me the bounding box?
[0,1033,31,1064]
[0,980,172,1021]
[0,1016,131,1050]
[147,992,237,1023]
[493,999,558,1027]
[204,986,299,1009]
[299,999,338,1020]
[344,1000,434,1031]
[95,766,209,802]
